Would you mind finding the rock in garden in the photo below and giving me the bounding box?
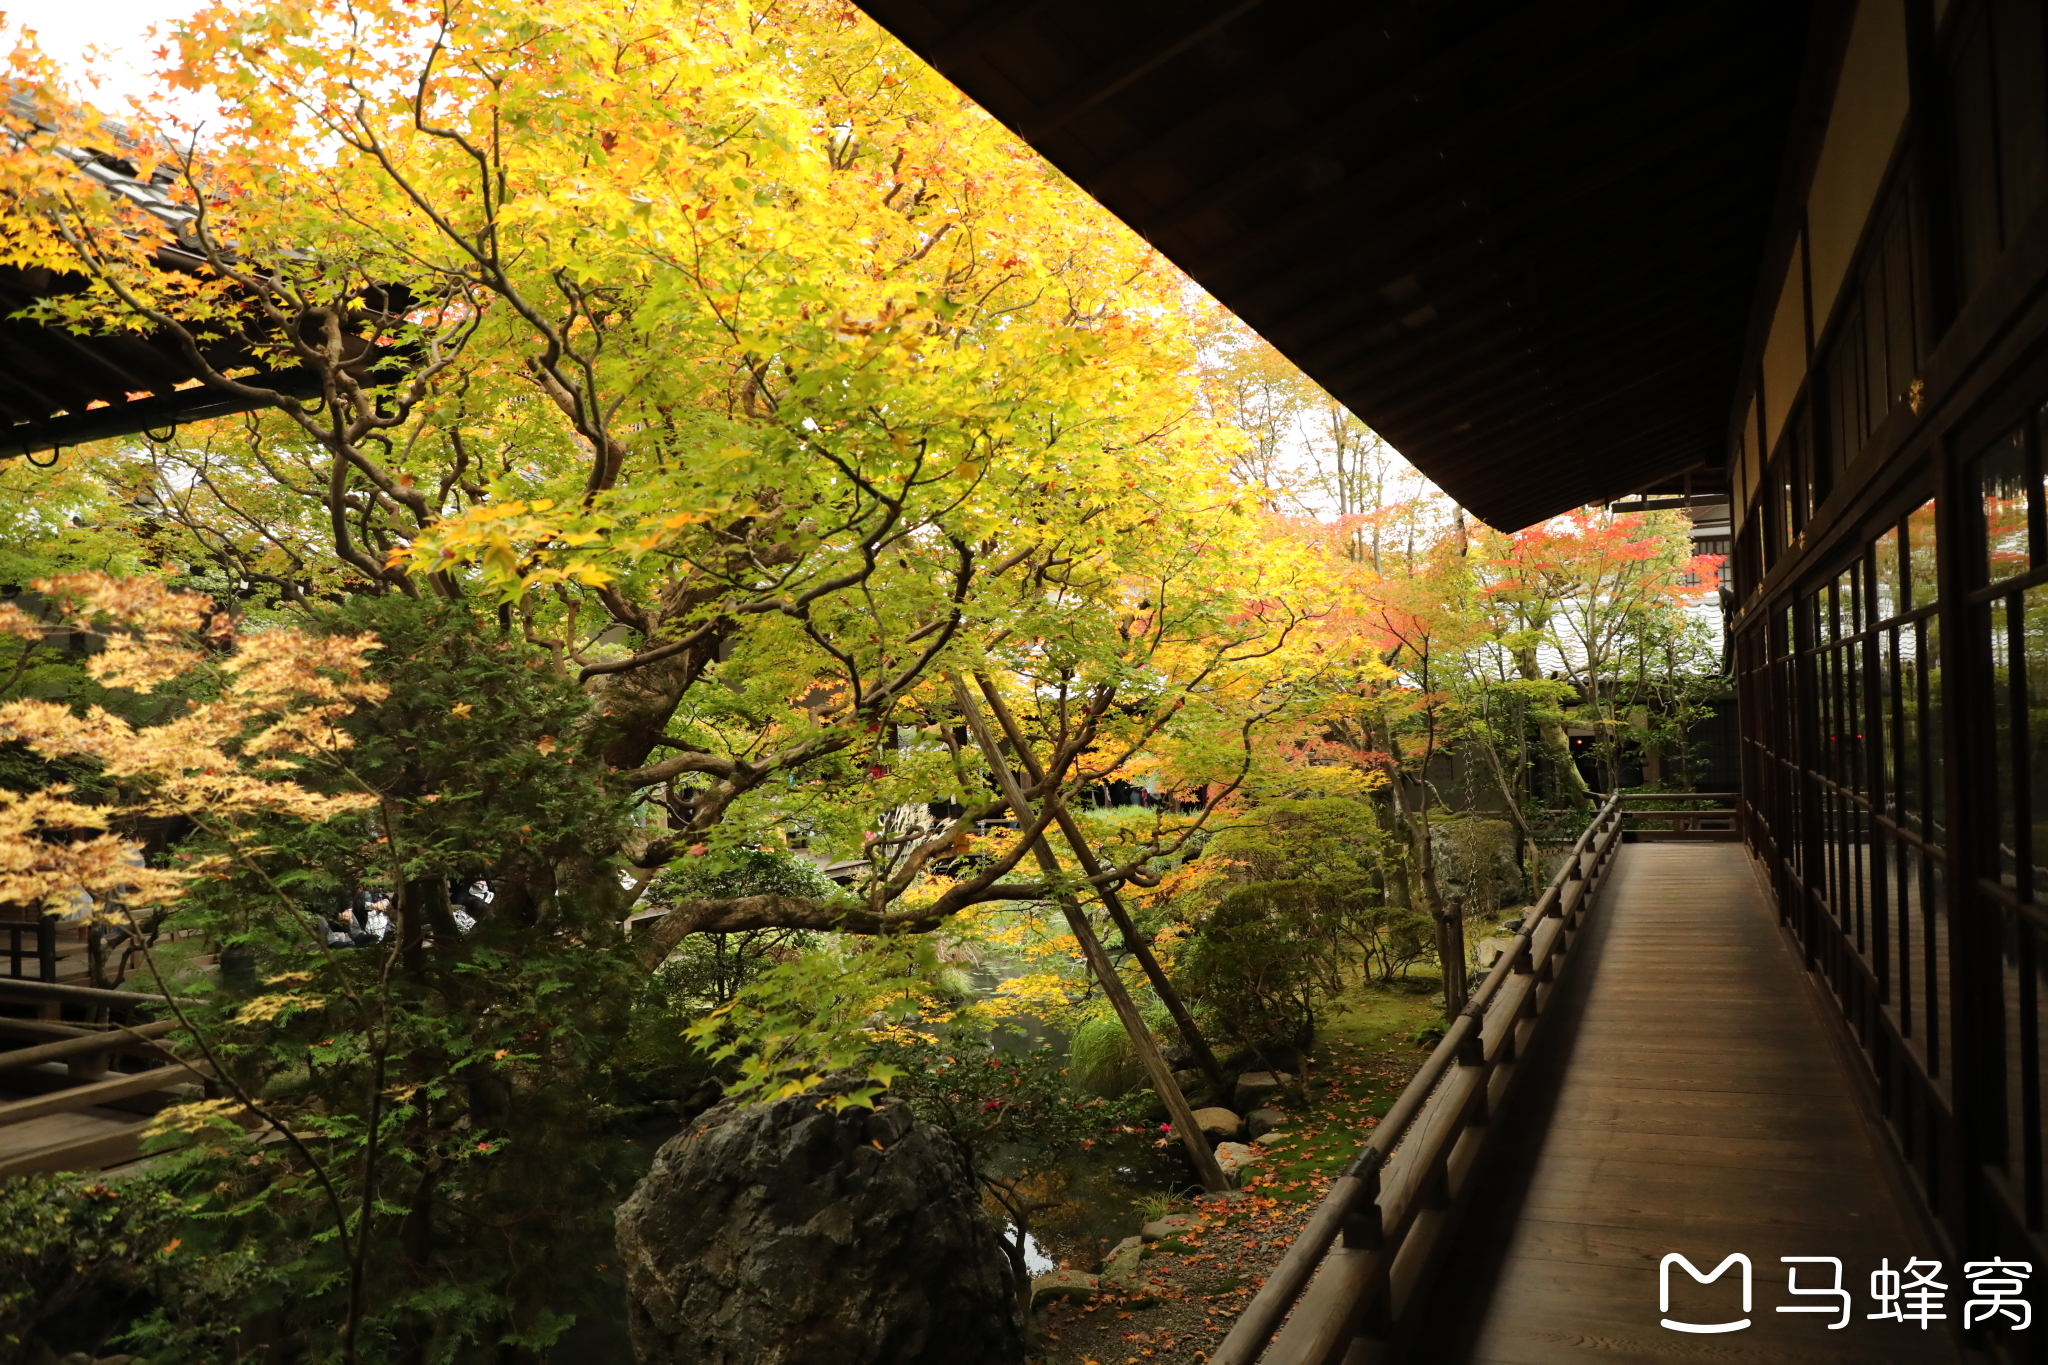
[1170,1067,1213,1104]
[1473,936,1516,970]
[1214,1141,1262,1181]
[1246,1107,1288,1139]
[1252,1130,1290,1148]
[1191,1106,1244,1143]
[616,1083,1024,1365]
[1432,817,1520,916]
[1140,1213,1199,1242]
[1232,1071,1293,1111]
[1029,1270,1099,1310]
[1101,1236,1148,1286]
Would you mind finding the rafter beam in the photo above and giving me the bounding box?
[0,369,324,458]
[1015,0,1276,138]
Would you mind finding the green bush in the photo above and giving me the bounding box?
[644,848,838,904]
[1,1174,180,1362]
[1169,800,1433,1068]
[1179,880,1345,1070]
[638,851,834,1010]
[1066,1014,1148,1098]
[1343,899,1435,983]
[90,599,652,1362]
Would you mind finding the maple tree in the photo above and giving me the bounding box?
[1473,509,1723,795]
[0,0,1723,1009]
[0,1,1336,1352]
[0,0,1319,945]
[0,1,1733,1356]
[0,573,381,929]
[1176,355,1725,1016]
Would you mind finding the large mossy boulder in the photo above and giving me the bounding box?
[1431,816,1521,917]
[615,1083,1024,1365]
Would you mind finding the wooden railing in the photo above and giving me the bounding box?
[1212,793,1631,1365]
[0,977,196,1179]
[2,917,57,982]
[1619,791,1739,842]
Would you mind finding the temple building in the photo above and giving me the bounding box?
[848,0,2048,1354]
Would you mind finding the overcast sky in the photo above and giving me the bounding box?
[5,0,213,124]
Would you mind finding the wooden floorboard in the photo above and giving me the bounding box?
[1448,844,1962,1365]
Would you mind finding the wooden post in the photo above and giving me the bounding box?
[1431,887,1470,1020]
[950,677,1229,1193]
[1341,1165,1382,1249]
[970,673,1227,1090]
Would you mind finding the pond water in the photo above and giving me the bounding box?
[1007,1131,1202,1273]
[963,963,1204,1270]
[1017,1228,1057,1277]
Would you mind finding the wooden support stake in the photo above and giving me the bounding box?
[970,672,1227,1091]
[950,677,1229,1193]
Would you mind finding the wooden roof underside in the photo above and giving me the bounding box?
[0,100,321,459]
[852,0,1815,530]
[0,265,320,460]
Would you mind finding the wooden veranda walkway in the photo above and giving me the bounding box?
[0,975,197,1179]
[1219,802,1965,1365]
[1420,842,1956,1364]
